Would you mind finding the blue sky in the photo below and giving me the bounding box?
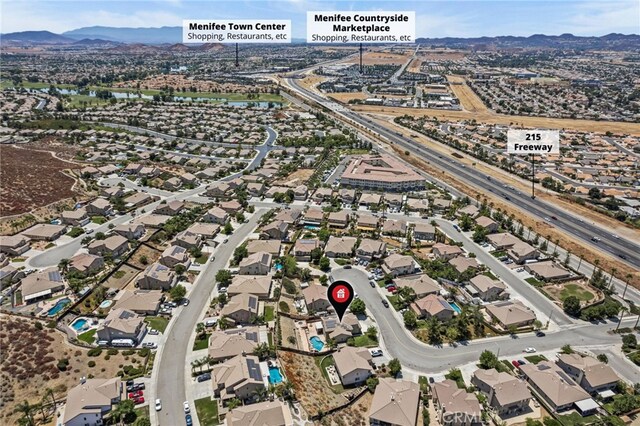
[2,0,639,37]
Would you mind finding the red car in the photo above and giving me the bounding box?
[511,360,521,368]
[128,390,143,399]
[134,396,145,405]
[386,286,396,292]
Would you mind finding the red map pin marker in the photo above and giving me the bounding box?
[327,280,354,322]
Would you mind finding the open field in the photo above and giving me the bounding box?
[328,92,369,102]
[0,316,135,425]
[446,75,489,113]
[545,281,599,303]
[353,105,640,136]
[273,168,314,186]
[344,51,411,66]
[0,145,80,217]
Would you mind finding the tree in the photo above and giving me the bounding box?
[560,344,574,354]
[319,256,331,272]
[596,353,609,364]
[479,350,499,369]
[366,377,379,392]
[169,284,186,301]
[300,268,311,282]
[135,418,151,426]
[58,258,70,273]
[397,286,417,307]
[217,293,228,306]
[388,358,401,377]
[622,334,637,350]
[232,244,248,264]
[563,295,581,316]
[403,310,417,329]
[216,269,232,286]
[350,298,366,315]
[174,264,186,276]
[588,187,602,200]
[139,255,149,265]
[112,400,135,422]
[446,326,460,344]
[319,275,328,286]
[532,320,543,331]
[366,326,378,341]
[253,342,271,360]
[472,226,488,243]
[223,222,233,235]
[15,400,35,426]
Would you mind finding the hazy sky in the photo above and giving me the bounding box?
[2,0,639,37]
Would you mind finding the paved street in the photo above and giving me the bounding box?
[152,209,267,426]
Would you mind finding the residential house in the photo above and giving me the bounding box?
[293,184,308,201]
[432,243,463,261]
[507,241,539,264]
[457,205,480,218]
[87,235,129,258]
[247,240,281,257]
[413,223,436,241]
[187,223,221,240]
[239,252,272,275]
[359,192,381,207]
[0,235,31,255]
[385,193,404,210]
[212,354,265,402]
[302,209,324,227]
[112,290,163,315]
[475,216,499,233]
[112,223,145,240]
[520,361,593,413]
[293,239,322,262]
[556,354,620,395]
[339,188,356,205]
[382,254,415,277]
[160,245,191,269]
[395,274,440,298]
[208,327,263,362]
[86,198,113,217]
[356,214,379,232]
[203,207,229,224]
[226,400,293,426]
[312,187,333,202]
[124,192,155,208]
[20,268,65,304]
[220,200,243,215]
[327,211,350,228]
[68,253,104,276]
[368,378,420,426]
[405,198,429,214]
[153,200,184,216]
[228,275,272,299]
[449,257,480,274]
[206,182,232,198]
[471,369,532,415]
[332,347,373,386]
[382,219,407,236]
[302,284,331,312]
[356,238,386,261]
[247,182,265,197]
[524,262,571,282]
[62,378,122,426]
[274,208,302,225]
[411,294,455,321]
[96,308,146,344]
[323,313,361,343]
[486,233,520,250]
[432,379,482,426]
[324,236,357,258]
[136,262,176,290]
[467,275,506,302]
[260,220,289,241]
[432,198,452,213]
[21,223,66,241]
[485,301,536,329]
[173,230,203,249]
[220,293,261,325]
[61,209,90,226]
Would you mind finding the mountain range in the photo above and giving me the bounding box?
[1,26,639,50]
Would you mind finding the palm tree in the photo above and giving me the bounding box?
[253,386,269,402]
[616,307,628,332]
[45,388,57,410]
[58,258,70,274]
[577,255,584,271]
[253,342,271,360]
[218,316,230,330]
[15,400,35,426]
[623,274,632,299]
[608,268,617,290]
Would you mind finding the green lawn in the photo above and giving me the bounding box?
[386,295,402,311]
[490,250,507,258]
[14,290,22,305]
[144,316,169,333]
[418,376,430,393]
[501,359,516,372]
[314,355,345,393]
[11,257,26,263]
[195,254,208,265]
[91,216,108,224]
[193,333,211,351]
[525,277,544,287]
[352,335,378,347]
[194,397,219,426]
[77,329,96,344]
[559,284,595,302]
[482,271,498,280]
[557,412,600,426]
[524,354,547,364]
[264,305,275,322]
[45,243,55,249]
[67,227,85,238]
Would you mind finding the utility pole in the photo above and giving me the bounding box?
[531,154,536,199]
[235,43,239,67]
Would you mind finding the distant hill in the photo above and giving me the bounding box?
[72,38,122,47]
[62,26,182,44]
[415,33,640,50]
[0,30,74,44]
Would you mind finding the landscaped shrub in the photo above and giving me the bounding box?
[278,301,290,313]
[107,348,118,355]
[88,361,96,368]
[87,348,102,357]
[56,358,69,371]
[122,349,135,356]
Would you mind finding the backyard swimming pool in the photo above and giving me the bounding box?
[310,336,325,351]
[46,298,71,316]
[99,300,113,309]
[449,301,462,314]
[71,318,89,332]
[268,366,283,384]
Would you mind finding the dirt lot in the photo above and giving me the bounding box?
[127,244,163,270]
[279,351,347,417]
[446,75,489,113]
[344,51,411,66]
[104,264,140,289]
[273,169,315,186]
[353,104,640,136]
[0,315,136,425]
[0,145,80,217]
[316,391,372,426]
[328,92,369,103]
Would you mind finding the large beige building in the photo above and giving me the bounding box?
[340,155,425,192]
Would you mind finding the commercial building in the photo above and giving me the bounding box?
[340,155,425,192]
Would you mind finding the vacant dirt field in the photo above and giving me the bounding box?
[352,105,640,136]
[328,92,369,103]
[447,75,489,113]
[317,391,373,426]
[104,264,140,289]
[279,351,347,417]
[344,51,411,66]
[273,168,314,186]
[0,145,80,217]
[127,244,163,270]
[0,315,134,425]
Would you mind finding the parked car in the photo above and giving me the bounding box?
[197,373,211,382]
[535,331,545,337]
[134,383,145,391]
[183,298,190,306]
[148,329,159,335]
[183,401,190,414]
[155,399,162,411]
[142,342,157,349]
[134,397,144,405]
[512,360,520,368]
[126,379,134,387]
[381,299,389,308]
[223,238,229,243]
[386,286,396,292]
[524,347,536,353]
[369,348,383,357]
[185,414,193,426]
[369,280,376,288]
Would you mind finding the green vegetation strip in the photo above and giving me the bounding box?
[194,398,219,425]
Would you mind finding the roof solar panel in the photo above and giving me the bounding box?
[246,359,262,381]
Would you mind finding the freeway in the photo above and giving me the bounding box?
[284,77,640,269]
[152,209,267,426]
[331,267,638,382]
[26,127,277,269]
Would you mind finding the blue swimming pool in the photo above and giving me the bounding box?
[268,366,283,384]
[71,318,88,331]
[275,263,283,271]
[47,298,71,316]
[449,302,462,314]
[304,225,319,230]
[310,336,325,351]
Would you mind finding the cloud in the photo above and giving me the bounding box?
[565,1,640,35]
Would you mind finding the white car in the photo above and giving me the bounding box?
[369,348,383,357]
[524,347,537,353]
[155,399,162,411]
[148,329,159,335]
[183,401,190,413]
